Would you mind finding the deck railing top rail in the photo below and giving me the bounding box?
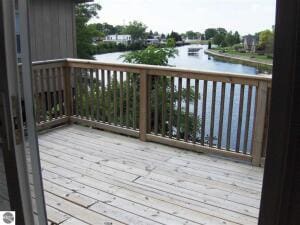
[28,58,272,83]
[27,58,272,166]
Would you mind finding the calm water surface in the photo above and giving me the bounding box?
[95,44,259,75]
[94,45,259,152]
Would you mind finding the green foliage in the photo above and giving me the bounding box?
[91,23,124,36]
[232,43,244,51]
[186,31,197,40]
[148,77,201,139]
[205,28,218,40]
[75,3,102,59]
[212,29,240,47]
[258,29,274,54]
[168,31,182,42]
[122,21,147,43]
[121,39,178,66]
[95,42,126,54]
[208,41,212,49]
[213,33,226,46]
[119,39,201,140]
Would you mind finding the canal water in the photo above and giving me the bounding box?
[94,45,260,152]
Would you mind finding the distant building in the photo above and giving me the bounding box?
[243,35,258,53]
[104,35,132,45]
[146,35,161,45]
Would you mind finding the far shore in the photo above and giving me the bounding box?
[205,49,273,74]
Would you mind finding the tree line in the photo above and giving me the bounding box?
[75,3,273,59]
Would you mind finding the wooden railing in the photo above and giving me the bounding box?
[27,58,272,166]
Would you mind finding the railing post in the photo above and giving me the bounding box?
[63,66,72,120]
[252,81,268,166]
[139,70,148,141]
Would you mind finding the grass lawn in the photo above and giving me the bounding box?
[211,48,273,64]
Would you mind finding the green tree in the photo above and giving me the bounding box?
[120,39,201,140]
[234,31,241,44]
[121,38,178,66]
[186,30,197,40]
[92,23,124,36]
[122,21,147,43]
[258,29,274,54]
[75,3,102,59]
[225,31,240,46]
[205,28,218,40]
[217,28,227,36]
[211,28,232,47]
[213,33,226,46]
[168,31,182,42]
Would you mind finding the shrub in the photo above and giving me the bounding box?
[232,43,243,51]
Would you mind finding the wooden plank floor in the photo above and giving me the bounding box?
[39,125,263,225]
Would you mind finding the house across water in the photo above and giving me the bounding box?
[104,34,132,45]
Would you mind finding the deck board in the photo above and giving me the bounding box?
[39,125,263,225]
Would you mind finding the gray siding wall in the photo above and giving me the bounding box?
[29,0,77,61]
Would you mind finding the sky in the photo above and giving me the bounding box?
[91,0,276,35]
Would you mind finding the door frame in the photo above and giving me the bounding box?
[0,0,47,224]
[259,0,300,224]
[0,0,34,224]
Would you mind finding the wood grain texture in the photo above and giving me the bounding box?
[38,125,263,225]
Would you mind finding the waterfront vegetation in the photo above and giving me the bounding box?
[121,38,178,66]
[119,38,202,140]
[210,47,273,64]
[75,2,274,74]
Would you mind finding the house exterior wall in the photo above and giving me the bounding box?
[28,0,77,61]
[104,34,132,45]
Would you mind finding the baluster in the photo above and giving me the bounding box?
[52,68,57,119]
[139,70,148,141]
[96,69,100,121]
[209,81,217,147]
[120,71,124,126]
[63,66,72,118]
[133,74,137,130]
[126,72,130,128]
[217,82,226,149]
[236,84,245,152]
[85,69,89,119]
[107,70,111,124]
[59,68,65,116]
[113,71,117,125]
[243,86,253,153]
[90,68,94,121]
[101,70,105,122]
[226,83,235,150]
[46,68,52,121]
[154,76,159,135]
[161,76,167,137]
[176,78,182,140]
[40,69,47,122]
[79,68,84,118]
[73,68,78,117]
[193,79,199,143]
[201,80,207,145]
[169,77,174,138]
[184,78,190,142]
[147,75,152,132]
[33,70,40,123]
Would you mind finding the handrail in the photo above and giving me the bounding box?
[65,58,272,82]
[28,58,272,166]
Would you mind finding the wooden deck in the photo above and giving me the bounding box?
[39,125,264,225]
